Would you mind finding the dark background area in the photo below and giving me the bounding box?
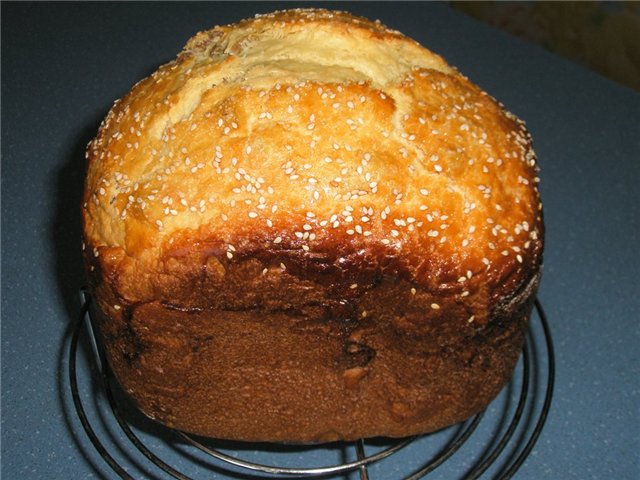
[453,1,640,92]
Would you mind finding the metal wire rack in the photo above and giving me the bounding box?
[68,290,554,479]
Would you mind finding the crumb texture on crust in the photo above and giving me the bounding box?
[83,8,544,442]
[83,8,542,306]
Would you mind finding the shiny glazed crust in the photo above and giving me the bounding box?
[83,9,543,442]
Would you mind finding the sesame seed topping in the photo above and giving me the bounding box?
[431,303,440,310]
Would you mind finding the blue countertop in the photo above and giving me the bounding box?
[2,2,639,479]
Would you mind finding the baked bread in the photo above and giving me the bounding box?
[82,9,543,443]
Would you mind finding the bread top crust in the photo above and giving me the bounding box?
[83,9,543,306]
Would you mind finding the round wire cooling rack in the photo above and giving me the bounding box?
[68,290,554,480]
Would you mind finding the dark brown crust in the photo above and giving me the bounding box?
[86,238,540,442]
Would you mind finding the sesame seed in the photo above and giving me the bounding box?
[350,283,358,289]
[411,288,417,295]
[431,303,440,310]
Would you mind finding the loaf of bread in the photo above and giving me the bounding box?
[83,9,543,443]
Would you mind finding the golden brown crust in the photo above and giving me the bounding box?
[83,8,543,442]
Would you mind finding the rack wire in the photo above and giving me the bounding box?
[69,290,554,479]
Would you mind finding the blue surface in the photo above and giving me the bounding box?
[2,2,639,479]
